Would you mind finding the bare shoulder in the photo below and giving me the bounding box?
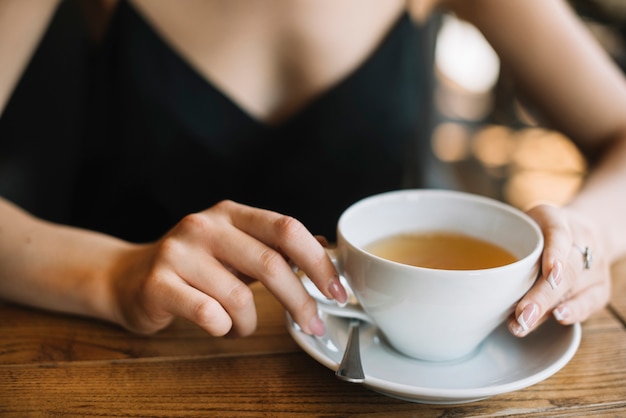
[0,0,62,113]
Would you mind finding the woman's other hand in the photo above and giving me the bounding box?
[508,204,611,336]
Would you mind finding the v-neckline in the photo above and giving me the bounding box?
[124,2,412,130]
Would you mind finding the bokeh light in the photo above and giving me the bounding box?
[471,125,515,168]
[431,122,471,162]
[435,15,500,94]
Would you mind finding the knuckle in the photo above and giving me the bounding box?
[178,212,212,234]
[212,199,238,215]
[533,206,570,239]
[273,215,306,242]
[258,247,286,277]
[227,283,254,311]
[156,236,183,261]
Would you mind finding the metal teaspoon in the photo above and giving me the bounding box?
[335,318,365,383]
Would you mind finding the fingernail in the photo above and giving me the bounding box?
[517,303,539,332]
[553,305,569,322]
[546,261,563,290]
[308,315,326,337]
[328,275,348,306]
[509,319,524,337]
[315,235,330,247]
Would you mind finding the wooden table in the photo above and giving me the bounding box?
[2,262,626,417]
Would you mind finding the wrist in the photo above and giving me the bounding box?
[106,243,155,333]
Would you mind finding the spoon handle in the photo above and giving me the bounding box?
[335,319,365,383]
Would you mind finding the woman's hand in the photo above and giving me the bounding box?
[111,200,347,337]
[508,204,611,337]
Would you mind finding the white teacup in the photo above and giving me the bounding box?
[330,189,543,362]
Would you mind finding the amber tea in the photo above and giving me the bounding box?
[365,231,518,270]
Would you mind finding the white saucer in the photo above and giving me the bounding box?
[287,311,581,404]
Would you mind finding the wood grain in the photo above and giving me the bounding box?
[0,282,298,365]
[2,281,626,417]
[610,258,626,325]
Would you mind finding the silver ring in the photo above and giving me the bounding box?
[574,244,592,270]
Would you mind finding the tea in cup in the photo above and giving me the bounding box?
[330,189,543,362]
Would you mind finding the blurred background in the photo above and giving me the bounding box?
[1,0,625,222]
[423,0,626,210]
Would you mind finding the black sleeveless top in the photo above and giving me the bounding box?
[3,2,433,243]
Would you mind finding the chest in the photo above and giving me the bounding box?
[130,0,406,124]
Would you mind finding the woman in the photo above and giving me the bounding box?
[0,0,623,340]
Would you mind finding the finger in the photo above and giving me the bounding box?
[216,201,347,303]
[207,217,325,336]
[510,247,586,337]
[508,308,552,337]
[527,204,571,290]
[510,205,580,337]
[174,250,258,337]
[152,224,259,336]
[223,264,256,285]
[156,273,234,336]
[314,235,330,247]
[553,281,611,325]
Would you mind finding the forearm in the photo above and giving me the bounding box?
[0,197,136,323]
[452,1,626,260]
[566,135,626,263]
